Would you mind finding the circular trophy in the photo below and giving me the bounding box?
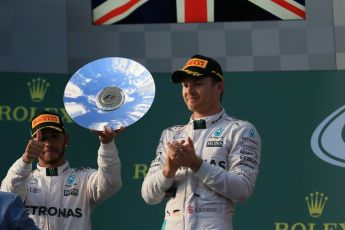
[63,57,156,131]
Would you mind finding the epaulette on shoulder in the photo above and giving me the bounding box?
[226,116,249,127]
[167,124,184,132]
[76,167,93,172]
[234,119,253,128]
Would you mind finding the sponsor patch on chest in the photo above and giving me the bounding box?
[206,128,225,147]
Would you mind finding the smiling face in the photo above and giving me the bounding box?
[34,128,69,168]
[181,77,223,119]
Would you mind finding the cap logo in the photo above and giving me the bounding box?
[183,58,208,69]
[32,114,60,129]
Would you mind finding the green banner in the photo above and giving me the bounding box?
[0,71,344,229]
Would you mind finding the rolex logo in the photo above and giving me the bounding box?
[305,192,328,218]
[27,78,50,102]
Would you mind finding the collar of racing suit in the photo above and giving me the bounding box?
[36,161,70,176]
[190,108,225,129]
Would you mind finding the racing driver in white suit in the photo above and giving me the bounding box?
[141,55,261,230]
[1,111,123,230]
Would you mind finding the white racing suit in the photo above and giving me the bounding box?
[141,109,261,230]
[1,142,122,230]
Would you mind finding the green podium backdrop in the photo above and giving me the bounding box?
[0,70,344,229]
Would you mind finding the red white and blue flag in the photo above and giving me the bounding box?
[92,0,306,25]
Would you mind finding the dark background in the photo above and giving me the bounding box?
[1,70,344,229]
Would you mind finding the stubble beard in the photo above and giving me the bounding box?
[40,146,65,165]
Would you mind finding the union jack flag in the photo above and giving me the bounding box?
[92,0,306,25]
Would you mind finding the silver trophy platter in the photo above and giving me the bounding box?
[63,57,156,131]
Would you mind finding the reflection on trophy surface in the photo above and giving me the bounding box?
[64,57,155,131]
